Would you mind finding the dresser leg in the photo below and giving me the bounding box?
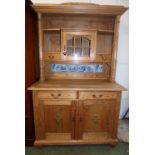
[111,142,118,147]
[35,146,43,149]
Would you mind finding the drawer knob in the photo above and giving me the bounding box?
[58,93,61,96]
[51,94,54,96]
[92,94,96,98]
[99,94,103,98]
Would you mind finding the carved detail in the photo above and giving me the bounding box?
[92,114,100,125]
[55,113,62,122]
[55,109,63,130]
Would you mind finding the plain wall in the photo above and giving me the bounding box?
[31,0,129,118]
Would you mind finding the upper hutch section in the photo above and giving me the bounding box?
[31,3,128,82]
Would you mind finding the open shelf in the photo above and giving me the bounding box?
[97,33,113,54]
[43,31,61,53]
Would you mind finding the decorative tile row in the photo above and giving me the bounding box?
[51,64,104,73]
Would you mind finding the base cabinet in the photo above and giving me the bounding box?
[32,90,121,146]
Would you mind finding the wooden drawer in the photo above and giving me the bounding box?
[38,91,77,99]
[44,53,60,61]
[79,91,117,99]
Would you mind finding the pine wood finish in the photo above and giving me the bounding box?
[78,99,118,140]
[31,3,127,15]
[38,90,77,99]
[30,87,123,145]
[79,91,118,99]
[29,3,128,146]
[29,80,126,145]
[29,80,126,91]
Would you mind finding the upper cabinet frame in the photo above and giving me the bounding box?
[32,3,128,82]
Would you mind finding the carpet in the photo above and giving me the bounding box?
[26,142,129,155]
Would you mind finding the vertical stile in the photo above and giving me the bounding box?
[38,13,45,82]
[110,16,120,82]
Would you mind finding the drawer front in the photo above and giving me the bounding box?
[79,91,117,99]
[38,91,77,99]
[44,53,60,61]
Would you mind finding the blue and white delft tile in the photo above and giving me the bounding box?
[51,64,104,73]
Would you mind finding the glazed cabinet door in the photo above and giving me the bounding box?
[61,30,97,60]
[78,99,118,142]
[33,99,76,142]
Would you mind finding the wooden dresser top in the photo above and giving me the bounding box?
[28,80,126,91]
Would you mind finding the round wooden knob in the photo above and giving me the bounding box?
[58,93,61,96]
[99,94,103,98]
[92,94,96,98]
[51,94,54,96]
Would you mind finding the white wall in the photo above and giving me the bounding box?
[31,0,129,118]
[32,0,128,6]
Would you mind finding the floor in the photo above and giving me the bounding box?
[25,142,129,155]
[117,119,129,143]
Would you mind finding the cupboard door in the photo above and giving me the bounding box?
[61,30,97,60]
[36,100,76,141]
[78,100,117,141]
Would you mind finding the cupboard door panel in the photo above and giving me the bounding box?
[37,100,75,141]
[43,100,73,133]
[78,100,116,140]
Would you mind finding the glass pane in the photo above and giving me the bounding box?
[82,48,90,57]
[67,35,74,47]
[65,34,91,58]
[75,47,82,56]
[75,36,81,47]
[82,36,91,48]
[67,47,74,56]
